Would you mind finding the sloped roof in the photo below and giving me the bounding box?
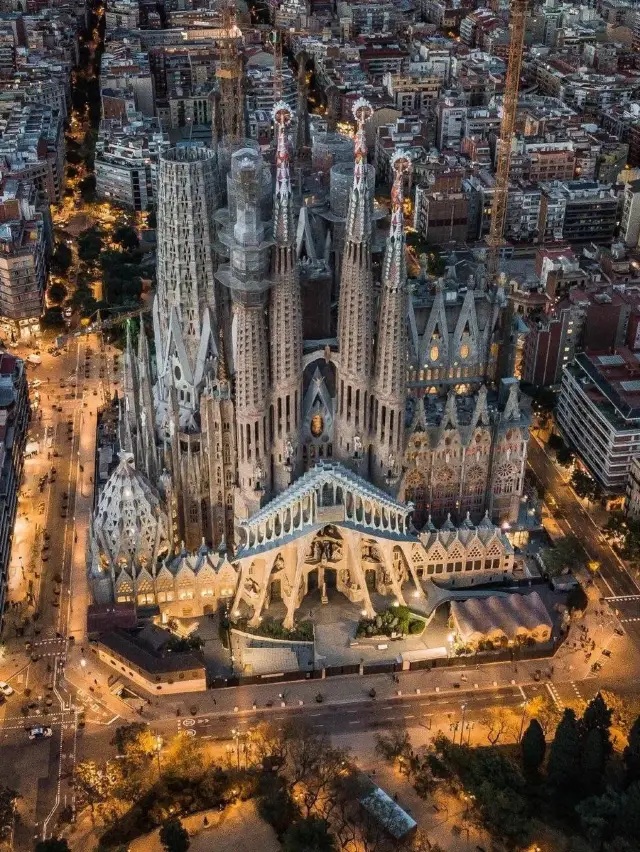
[451,591,552,642]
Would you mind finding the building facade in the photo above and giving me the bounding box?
[93,100,531,622]
[557,350,640,493]
[0,352,28,626]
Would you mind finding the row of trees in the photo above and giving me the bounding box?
[376,692,640,851]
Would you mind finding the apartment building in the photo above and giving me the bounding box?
[0,101,64,203]
[0,352,28,627]
[539,180,618,244]
[95,115,170,210]
[0,178,47,340]
[557,350,640,492]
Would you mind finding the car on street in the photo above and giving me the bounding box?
[0,682,12,696]
[28,726,52,740]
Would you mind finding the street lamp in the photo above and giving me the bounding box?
[459,704,467,745]
[518,700,529,743]
[155,735,163,776]
[231,728,240,770]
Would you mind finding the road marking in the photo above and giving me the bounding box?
[519,686,527,700]
[546,682,563,709]
[570,682,585,705]
[620,617,640,623]
[404,715,415,719]
[604,595,640,602]
[348,720,360,725]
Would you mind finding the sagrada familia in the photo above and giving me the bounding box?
[88,97,531,627]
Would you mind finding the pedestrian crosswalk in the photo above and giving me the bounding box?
[604,595,640,603]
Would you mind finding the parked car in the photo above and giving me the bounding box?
[0,682,13,696]
[28,726,52,740]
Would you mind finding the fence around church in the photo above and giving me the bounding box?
[207,635,564,690]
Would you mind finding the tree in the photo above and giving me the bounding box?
[162,731,205,780]
[571,469,603,503]
[581,693,613,758]
[40,307,66,329]
[374,728,411,764]
[541,535,585,578]
[526,694,562,737]
[79,174,96,202]
[256,772,297,837]
[50,242,73,274]
[624,716,640,786]
[521,719,546,773]
[0,786,18,840]
[547,708,581,789]
[113,225,139,250]
[112,722,155,757]
[47,283,67,305]
[556,445,574,467]
[581,728,607,796]
[34,839,70,852]
[567,584,589,614]
[282,817,336,852]
[74,761,114,819]
[159,818,190,852]
[616,781,640,842]
[110,723,156,799]
[77,226,103,263]
[577,788,623,850]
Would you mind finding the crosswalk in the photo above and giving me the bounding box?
[604,595,640,603]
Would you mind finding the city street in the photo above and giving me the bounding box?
[527,437,640,645]
[0,331,111,847]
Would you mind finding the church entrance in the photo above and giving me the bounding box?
[270,578,282,602]
[365,568,376,591]
[203,605,214,616]
[324,566,337,589]
[307,569,319,593]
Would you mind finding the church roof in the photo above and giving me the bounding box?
[93,451,170,569]
[237,461,414,556]
[247,461,408,526]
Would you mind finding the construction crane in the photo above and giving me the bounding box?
[216,0,245,145]
[485,0,528,284]
[269,28,283,105]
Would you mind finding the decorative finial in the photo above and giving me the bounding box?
[352,98,373,166]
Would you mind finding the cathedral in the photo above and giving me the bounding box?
[89,97,531,620]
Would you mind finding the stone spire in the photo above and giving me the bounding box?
[371,153,411,486]
[335,98,375,463]
[269,103,303,491]
[345,98,372,244]
[216,147,273,518]
[273,102,294,247]
[137,317,158,482]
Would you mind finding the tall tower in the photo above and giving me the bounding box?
[269,103,303,491]
[334,98,375,465]
[154,145,219,427]
[152,144,219,549]
[217,148,273,519]
[371,153,411,489]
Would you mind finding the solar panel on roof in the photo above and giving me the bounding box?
[598,355,625,366]
[621,380,640,392]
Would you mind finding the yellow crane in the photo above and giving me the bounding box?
[216,0,245,144]
[485,0,528,283]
